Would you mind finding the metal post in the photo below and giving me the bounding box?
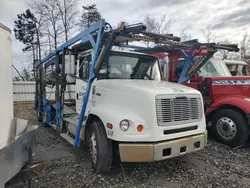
[27,147,32,188]
[55,54,61,129]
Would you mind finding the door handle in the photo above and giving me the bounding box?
[76,93,79,99]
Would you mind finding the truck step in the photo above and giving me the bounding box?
[63,115,87,140]
[63,105,77,115]
[64,116,78,126]
[60,133,74,145]
[64,115,86,126]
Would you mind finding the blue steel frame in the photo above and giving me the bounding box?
[177,39,199,84]
[132,39,239,84]
[74,22,105,147]
[39,19,105,65]
[178,50,194,84]
[38,19,106,147]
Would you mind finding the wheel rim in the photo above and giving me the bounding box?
[89,132,97,164]
[216,117,237,140]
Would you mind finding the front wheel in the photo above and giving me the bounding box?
[212,109,249,147]
[87,120,113,173]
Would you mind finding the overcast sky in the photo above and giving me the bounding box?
[0,0,249,75]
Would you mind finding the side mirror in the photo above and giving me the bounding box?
[160,56,169,81]
[163,64,169,81]
[65,55,76,75]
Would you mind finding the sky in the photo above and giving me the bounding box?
[1,0,250,76]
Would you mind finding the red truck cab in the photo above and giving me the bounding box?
[155,50,250,147]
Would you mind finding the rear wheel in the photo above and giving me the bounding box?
[212,109,249,147]
[87,120,113,173]
[42,112,49,127]
[36,109,42,122]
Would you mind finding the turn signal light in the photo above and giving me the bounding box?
[107,123,113,129]
[137,125,143,132]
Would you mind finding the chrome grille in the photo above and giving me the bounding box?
[156,96,203,126]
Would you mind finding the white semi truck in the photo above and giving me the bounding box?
[35,20,208,173]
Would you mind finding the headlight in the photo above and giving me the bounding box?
[244,98,250,102]
[120,120,129,131]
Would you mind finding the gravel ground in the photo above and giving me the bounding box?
[13,103,250,188]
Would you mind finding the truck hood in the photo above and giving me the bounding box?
[96,79,200,95]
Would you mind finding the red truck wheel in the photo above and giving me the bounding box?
[212,109,249,147]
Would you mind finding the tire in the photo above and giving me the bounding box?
[36,110,43,122]
[42,112,49,127]
[87,120,113,173]
[212,109,249,147]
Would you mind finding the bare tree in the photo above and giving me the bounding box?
[144,14,171,34]
[22,67,31,81]
[228,52,241,60]
[56,0,79,41]
[240,33,250,60]
[217,39,231,59]
[12,65,25,81]
[32,0,64,49]
[179,28,192,42]
[201,25,216,43]
[143,14,172,47]
[35,15,43,61]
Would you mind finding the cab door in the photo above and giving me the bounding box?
[75,49,93,115]
[169,58,199,89]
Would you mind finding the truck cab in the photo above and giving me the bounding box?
[155,50,250,147]
[75,49,207,166]
[223,59,249,76]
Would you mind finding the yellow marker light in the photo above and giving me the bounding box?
[120,22,125,31]
[137,125,143,132]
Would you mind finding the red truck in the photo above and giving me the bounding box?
[153,50,250,147]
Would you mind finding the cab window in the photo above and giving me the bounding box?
[98,52,161,81]
[79,55,92,80]
[198,60,220,76]
[174,60,184,78]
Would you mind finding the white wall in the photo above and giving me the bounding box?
[13,81,75,102]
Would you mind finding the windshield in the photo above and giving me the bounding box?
[98,52,162,81]
[193,57,231,77]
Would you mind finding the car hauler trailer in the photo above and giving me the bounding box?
[136,43,250,147]
[35,20,208,173]
[0,23,42,188]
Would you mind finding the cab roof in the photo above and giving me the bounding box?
[223,59,248,66]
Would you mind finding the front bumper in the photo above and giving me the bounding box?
[119,131,207,162]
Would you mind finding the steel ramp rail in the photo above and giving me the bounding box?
[133,40,240,84]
